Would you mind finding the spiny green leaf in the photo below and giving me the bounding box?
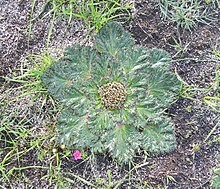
[212,174,220,189]
[146,48,171,70]
[64,45,97,74]
[95,22,134,56]
[42,45,97,102]
[104,125,141,163]
[142,116,176,154]
[145,68,180,107]
[58,108,98,148]
[116,47,149,74]
[90,110,115,133]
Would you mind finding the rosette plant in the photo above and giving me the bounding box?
[42,22,180,163]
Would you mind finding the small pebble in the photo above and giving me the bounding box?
[52,148,57,153]
[60,144,65,150]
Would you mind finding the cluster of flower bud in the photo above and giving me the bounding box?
[98,81,126,110]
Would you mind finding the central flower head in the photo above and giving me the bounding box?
[98,81,126,110]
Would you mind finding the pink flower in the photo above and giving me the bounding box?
[73,150,82,160]
[116,122,122,127]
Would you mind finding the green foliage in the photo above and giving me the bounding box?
[142,117,176,153]
[3,53,55,107]
[33,0,132,32]
[42,22,180,163]
[211,157,220,189]
[158,0,215,31]
[95,22,134,54]
[0,108,55,188]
